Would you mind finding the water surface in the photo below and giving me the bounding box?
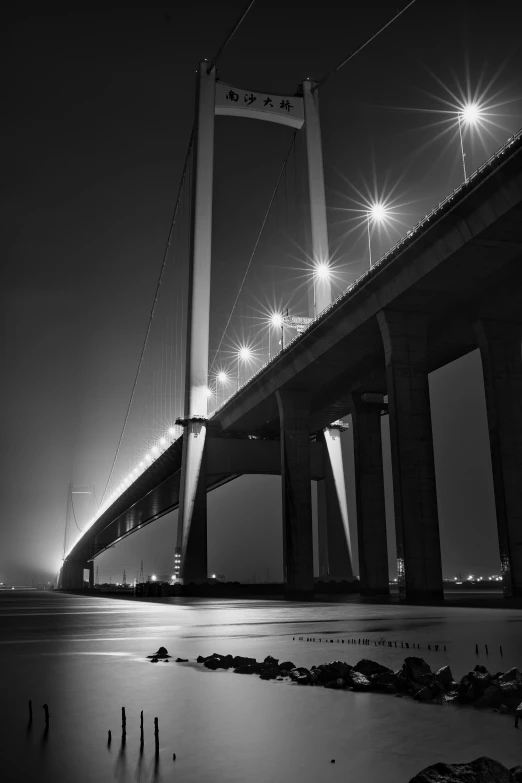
[1,591,521,782]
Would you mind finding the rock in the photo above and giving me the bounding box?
[263,656,279,666]
[252,661,278,674]
[234,664,257,674]
[516,702,522,717]
[499,667,522,684]
[232,656,257,668]
[499,681,522,709]
[204,657,222,670]
[435,666,454,689]
[175,658,188,663]
[279,661,295,670]
[324,680,339,689]
[413,686,434,701]
[347,671,372,691]
[295,675,310,685]
[474,665,490,675]
[394,674,411,693]
[289,667,311,680]
[353,659,393,678]
[403,657,431,682]
[371,672,397,690]
[316,661,353,680]
[260,668,279,680]
[150,657,158,663]
[385,684,398,694]
[510,766,522,783]
[474,684,503,709]
[442,692,460,704]
[408,756,516,782]
[197,655,213,663]
[147,647,171,659]
[204,654,234,670]
[499,703,510,714]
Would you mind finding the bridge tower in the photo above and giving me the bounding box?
[175,64,353,594]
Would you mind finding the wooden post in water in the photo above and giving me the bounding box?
[154,717,159,752]
[140,710,144,746]
[43,704,49,728]
[121,707,126,741]
[28,700,32,721]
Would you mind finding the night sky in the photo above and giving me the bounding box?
[4,1,522,585]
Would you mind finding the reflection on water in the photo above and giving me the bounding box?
[1,591,521,783]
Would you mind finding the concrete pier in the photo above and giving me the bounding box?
[316,429,353,581]
[475,319,522,597]
[276,389,314,599]
[350,393,389,595]
[378,310,443,602]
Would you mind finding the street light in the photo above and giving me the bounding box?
[236,346,252,390]
[457,101,484,182]
[269,312,285,357]
[367,202,390,268]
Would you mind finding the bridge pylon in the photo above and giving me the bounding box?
[176,64,354,592]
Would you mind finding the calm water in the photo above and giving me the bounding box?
[1,591,521,783]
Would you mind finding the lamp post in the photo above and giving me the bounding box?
[367,202,390,268]
[269,312,286,358]
[216,370,229,405]
[236,347,252,390]
[457,102,483,183]
[312,264,331,318]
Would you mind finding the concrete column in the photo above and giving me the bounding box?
[474,319,522,597]
[276,389,314,600]
[176,61,216,582]
[302,80,331,316]
[317,477,329,578]
[377,310,443,602]
[88,562,95,589]
[317,428,354,581]
[61,560,87,590]
[176,423,208,583]
[350,394,389,595]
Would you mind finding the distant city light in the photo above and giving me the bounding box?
[270,312,284,328]
[151,575,157,581]
[168,427,176,436]
[159,436,167,446]
[238,346,252,361]
[151,445,159,454]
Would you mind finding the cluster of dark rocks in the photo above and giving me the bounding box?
[410,756,522,783]
[192,652,522,715]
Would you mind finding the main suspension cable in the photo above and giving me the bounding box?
[209,131,297,375]
[206,0,256,73]
[98,127,194,512]
[312,0,418,92]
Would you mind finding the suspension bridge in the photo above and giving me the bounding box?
[57,18,522,601]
